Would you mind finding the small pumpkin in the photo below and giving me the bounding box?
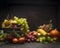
[49,28,59,37]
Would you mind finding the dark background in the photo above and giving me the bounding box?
[0,0,60,30]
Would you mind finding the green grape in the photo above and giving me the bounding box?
[17,20,21,25]
[20,28,24,30]
[19,19,23,24]
[14,17,29,33]
[14,16,19,21]
[22,23,24,26]
[27,29,30,32]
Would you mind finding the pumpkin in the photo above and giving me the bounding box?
[49,28,59,37]
[12,38,18,43]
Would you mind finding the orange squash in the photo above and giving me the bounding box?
[49,28,59,37]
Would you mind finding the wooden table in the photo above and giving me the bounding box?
[0,42,60,48]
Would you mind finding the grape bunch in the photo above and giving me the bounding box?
[14,16,29,33]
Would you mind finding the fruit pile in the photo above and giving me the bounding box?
[2,16,29,33]
[0,29,60,44]
[1,16,60,44]
[36,24,60,44]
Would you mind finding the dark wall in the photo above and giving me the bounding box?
[9,5,56,30]
[0,0,58,30]
[57,4,60,30]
